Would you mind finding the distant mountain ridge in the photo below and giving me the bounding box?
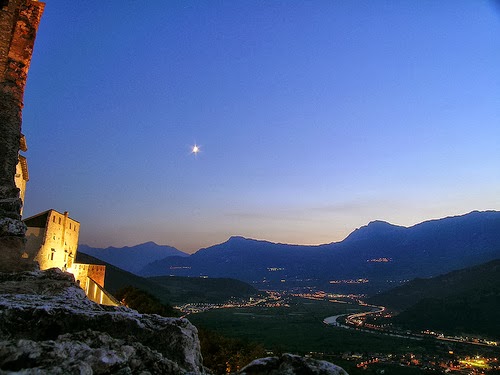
[75,252,259,305]
[139,211,500,294]
[78,242,188,275]
[342,220,406,243]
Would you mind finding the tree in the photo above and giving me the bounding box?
[115,286,179,317]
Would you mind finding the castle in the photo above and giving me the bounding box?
[22,208,117,306]
[15,109,117,306]
[1,0,117,306]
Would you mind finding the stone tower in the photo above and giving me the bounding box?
[0,0,44,272]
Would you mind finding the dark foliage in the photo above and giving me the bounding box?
[369,258,500,311]
[370,259,500,338]
[197,328,267,374]
[115,286,179,317]
[393,288,500,338]
[148,275,259,304]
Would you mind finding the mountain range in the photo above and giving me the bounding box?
[78,241,188,274]
[79,211,500,295]
[137,211,500,294]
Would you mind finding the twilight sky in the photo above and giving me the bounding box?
[22,1,500,253]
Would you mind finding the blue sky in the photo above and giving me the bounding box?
[22,1,500,252]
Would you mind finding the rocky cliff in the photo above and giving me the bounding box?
[0,0,45,272]
[0,268,205,374]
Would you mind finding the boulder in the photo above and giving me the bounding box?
[238,353,348,375]
[0,268,204,374]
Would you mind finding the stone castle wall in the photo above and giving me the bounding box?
[0,0,44,272]
[23,210,116,305]
[70,263,105,290]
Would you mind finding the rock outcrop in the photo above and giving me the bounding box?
[238,354,348,375]
[0,330,189,374]
[0,268,205,374]
[0,0,45,272]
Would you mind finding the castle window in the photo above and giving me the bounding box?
[69,223,72,229]
[58,218,61,224]
[52,216,55,223]
[50,249,55,261]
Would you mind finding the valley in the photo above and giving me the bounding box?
[187,292,500,374]
[77,211,500,374]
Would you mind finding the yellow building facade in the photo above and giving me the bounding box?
[24,209,79,270]
[70,263,105,290]
[70,263,118,306]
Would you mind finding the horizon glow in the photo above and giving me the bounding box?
[21,1,500,253]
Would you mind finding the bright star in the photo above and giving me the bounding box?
[191,144,200,154]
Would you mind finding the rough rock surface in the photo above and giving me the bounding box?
[0,269,204,374]
[0,330,185,374]
[238,353,348,375]
[0,0,45,272]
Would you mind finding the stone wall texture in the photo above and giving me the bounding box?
[0,0,44,272]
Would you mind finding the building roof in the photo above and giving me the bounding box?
[23,209,80,227]
[23,210,50,228]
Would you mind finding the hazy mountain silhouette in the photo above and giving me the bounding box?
[75,252,258,305]
[341,220,406,243]
[138,211,500,294]
[75,251,173,304]
[78,242,188,274]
